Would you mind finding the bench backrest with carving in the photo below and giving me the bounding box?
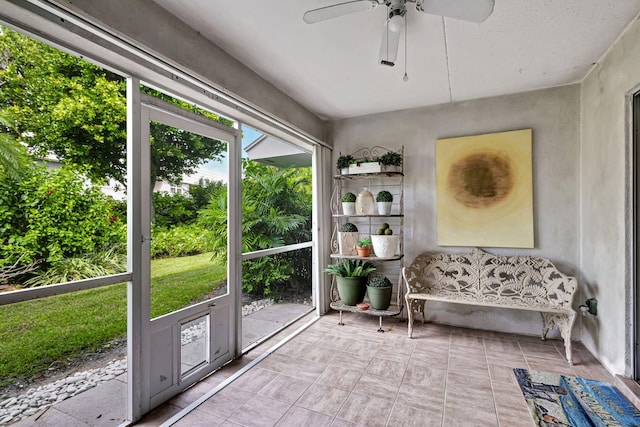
[403,248,577,310]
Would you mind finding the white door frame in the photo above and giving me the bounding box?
[127,82,242,418]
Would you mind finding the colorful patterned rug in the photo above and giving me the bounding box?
[513,368,640,426]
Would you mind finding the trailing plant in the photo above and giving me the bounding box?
[336,154,355,170]
[377,151,402,166]
[339,222,358,232]
[341,192,356,203]
[324,259,376,278]
[368,274,392,288]
[376,190,393,202]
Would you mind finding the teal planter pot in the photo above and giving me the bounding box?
[336,276,367,306]
[367,285,392,310]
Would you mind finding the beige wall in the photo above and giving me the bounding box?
[327,84,581,338]
[581,15,640,376]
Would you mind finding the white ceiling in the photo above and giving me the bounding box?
[152,0,640,120]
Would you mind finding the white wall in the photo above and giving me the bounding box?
[327,84,581,338]
[581,15,640,376]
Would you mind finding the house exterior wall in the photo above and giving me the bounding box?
[327,85,581,339]
[581,14,640,376]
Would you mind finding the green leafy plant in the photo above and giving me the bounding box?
[151,224,210,258]
[324,259,376,278]
[24,247,126,287]
[336,154,355,170]
[341,192,356,203]
[377,151,402,166]
[339,222,358,232]
[376,190,393,202]
[368,274,392,288]
[357,237,372,247]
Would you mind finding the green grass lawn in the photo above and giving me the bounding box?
[0,253,226,388]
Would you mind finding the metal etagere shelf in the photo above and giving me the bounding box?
[328,146,404,331]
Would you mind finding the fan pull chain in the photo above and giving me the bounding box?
[403,13,408,82]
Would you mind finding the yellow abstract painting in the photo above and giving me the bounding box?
[436,129,533,248]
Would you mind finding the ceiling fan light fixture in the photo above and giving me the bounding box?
[387,14,404,32]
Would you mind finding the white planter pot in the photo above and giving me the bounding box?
[342,202,356,215]
[338,232,359,255]
[377,202,392,215]
[371,235,399,258]
[348,162,381,174]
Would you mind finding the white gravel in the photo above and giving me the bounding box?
[0,298,278,425]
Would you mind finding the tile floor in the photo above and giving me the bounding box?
[137,311,615,427]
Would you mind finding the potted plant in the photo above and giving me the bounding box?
[356,236,372,257]
[371,223,399,258]
[341,192,356,215]
[348,158,382,174]
[336,154,354,174]
[377,151,402,172]
[338,222,359,255]
[376,190,393,215]
[324,259,376,306]
[367,274,393,310]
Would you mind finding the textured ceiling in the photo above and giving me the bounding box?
[153,0,640,120]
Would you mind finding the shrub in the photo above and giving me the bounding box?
[341,192,356,203]
[0,166,126,269]
[340,222,358,232]
[377,151,402,166]
[150,224,210,258]
[336,154,354,170]
[376,190,393,202]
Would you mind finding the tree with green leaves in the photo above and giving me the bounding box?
[0,112,31,180]
[0,27,229,190]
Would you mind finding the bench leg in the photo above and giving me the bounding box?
[540,312,576,365]
[406,296,414,338]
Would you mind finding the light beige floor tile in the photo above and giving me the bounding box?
[276,406,334,427]
[336,392,394,427]
[259,374,312,404]
[295,384,350,416]
[486,352,528,368]
[484,338,523,355]
[365,357,407,379]
[387,401,444,427]
[226,367,279,394]
[489,364,521,385]
[173,408,225,426]
[397,382,446,412]
[329,351,373,370]
[353,373,402,399]
[316,366,362,391]
[403,361,447,388]
[371,347,411,364]
[524,356,575,376]
[197,388,255,419]
[443,403,498,427]
[227,394,291,427]
[450,333,486,350]
[410,348,449,370]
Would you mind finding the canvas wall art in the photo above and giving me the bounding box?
[436,129,533,248]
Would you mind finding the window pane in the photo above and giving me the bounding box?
[181,315,209,377]
[147,117,230,319]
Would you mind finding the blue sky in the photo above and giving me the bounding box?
[201,126,262,176]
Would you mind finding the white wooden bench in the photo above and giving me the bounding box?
[402,248,578,364]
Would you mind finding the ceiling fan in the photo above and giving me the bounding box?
[303,0,495,67]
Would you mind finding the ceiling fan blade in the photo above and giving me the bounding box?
[303,1,380,24]
[416,0,495,23]
[378,16,404,66]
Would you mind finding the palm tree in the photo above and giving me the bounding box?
[0,112,30,180]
